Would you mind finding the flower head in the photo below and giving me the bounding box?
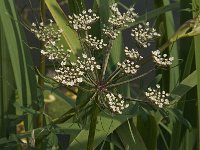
[131,22,160,48]
[85,35,107,50]
[108,3,138,28]
[152,50,174,67]
[124,46,143,60]
[54,63,84,86]
[31,20,66,61]
[102,26,120,40]
[68,9,99,31]
[77,53,101,71]
[117,59,140,75]
[105,92,129,114]
[145,84,170,108]
[54,53,100,86]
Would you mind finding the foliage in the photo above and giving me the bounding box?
[0,0,200,150]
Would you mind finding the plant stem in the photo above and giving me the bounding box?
[87,95,99,150]
[37,0,46,128]
[105,67,121,84]
[101,40,113,80]
[107,69,155,88]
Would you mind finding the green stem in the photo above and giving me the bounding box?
[87,96,99,150]
[101,40,113,80]
[105,67,121,84]
[107,69,154,88]
[37,0,46,128]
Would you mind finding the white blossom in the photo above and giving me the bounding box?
[108,3,138,28]
[145,84,170,108]
[68,9,99,31]
[54,63,84,86]
[117,47,142,75]
[85,35,107,50]
[105,92,129,114]
[54,53,100,86]
[77,53,101,72]
[124,46,143,60]
[131,22,160,48]
[117,59,140,75]
[102,26,120,40]
[31,20,67,61]
[152,50,174,67]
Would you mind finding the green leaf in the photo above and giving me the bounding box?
[116,119,147,150]
[55,123,81,135]
[0,0,38,134]
[171,70,197,100]
[68,0,85,14]
[154,0,179,92]
[192,1,200,148]
[137,115,158,150]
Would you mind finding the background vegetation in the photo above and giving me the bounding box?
[0,0,200,149]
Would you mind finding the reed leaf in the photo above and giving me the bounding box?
[0,0,37,134]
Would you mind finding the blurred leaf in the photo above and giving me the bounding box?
[179,129,197,150]
[0,0,38,134]
[44,84,75,108]
[68,113,135,150]
[192,0,200,148]
[106,131,124,149]
[168,109,192,129]
[68,0,85,14]
[171,70,197,100]
[117,119,147,150]
[55,123,81,135]
[13,102,40,115]
[137,115,158,150]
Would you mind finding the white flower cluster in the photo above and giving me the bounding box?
[54,63,84,86]
[103,3,137,40]
[102,26,120,40]
[41,45,71,61]
[117,47,142,75]
[152,50,174,67]
[85,35,107,50]
[31,20,66,60]
[145,84,170,108]
[77,53,101,71]
[54,53,100,86]
[124,46,143,60]
[105,92,129,114]
[131,22,160,48]
[68,9,99,31]
[108,3,138,28]
[117,59,140,75]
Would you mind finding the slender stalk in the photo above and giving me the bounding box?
[37,0,46,128]
[107,69,155,88]
[101,40,113,80]
[86,73,97,86]
[105,67,121,84]
[87,95,99,150]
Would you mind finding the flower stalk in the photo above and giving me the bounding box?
[37,0,46,128]
[87,95,99,150]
